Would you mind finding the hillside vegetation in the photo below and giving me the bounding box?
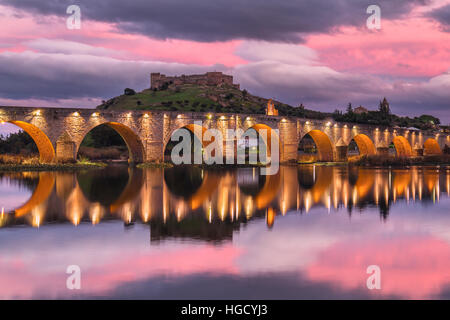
[96,83,329,119]
[97,84,441,130]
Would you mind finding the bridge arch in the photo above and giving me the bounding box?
[392,136,413,157]
[244,124,280,157]
[164,123,212,163]
[77,122,145,163]
[299,130,334,162]
[423,138,442,155]
[350,134,376,156]
[4,121,55,163]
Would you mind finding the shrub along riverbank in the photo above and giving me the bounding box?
[348,154,450,167]
[2,153,450,172]
[0,154,107,171]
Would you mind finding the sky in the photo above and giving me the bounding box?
[0,0,449,126]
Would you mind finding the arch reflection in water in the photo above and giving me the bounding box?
[0,165,449,241]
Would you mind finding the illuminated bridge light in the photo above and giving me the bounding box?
[91,112,99,117]
[34,110,41,116]
[73,112,80,116]
[143,113,149,118]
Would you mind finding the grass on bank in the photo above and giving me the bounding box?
[137,162,174,169]
[0,154,107,171]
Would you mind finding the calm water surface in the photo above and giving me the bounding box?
[0,165,449,299]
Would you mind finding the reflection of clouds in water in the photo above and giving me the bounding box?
[235,202,450,269]
[1,166,450,298]
[0,176,33,212]
[233,203,450,298]
[1,198,450,298]
[0,222,240,299]
[76,272,393,300]
[307,235,450,299]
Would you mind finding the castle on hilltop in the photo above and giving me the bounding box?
[150,72,240,90]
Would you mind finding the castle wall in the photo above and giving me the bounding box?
[150,72,239,90]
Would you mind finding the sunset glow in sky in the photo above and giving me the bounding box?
[0,0,449,122]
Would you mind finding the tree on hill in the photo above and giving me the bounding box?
[124,88,136,96]
[346,103,353,114]
[416,114,440,125]
[379,97,390,114]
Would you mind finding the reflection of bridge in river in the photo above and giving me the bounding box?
[1,166,449,241]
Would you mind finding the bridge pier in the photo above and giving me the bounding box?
[55,131,77,163]
[335,139,348,162]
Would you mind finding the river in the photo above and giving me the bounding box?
[0,165,449,299]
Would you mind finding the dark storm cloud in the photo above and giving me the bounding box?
[0,0,429,42]
[1,47,449,122]
[428,4,450,31]
[0,51,224,101]
[232,56,450,123]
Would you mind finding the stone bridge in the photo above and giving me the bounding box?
[0,106,448,163]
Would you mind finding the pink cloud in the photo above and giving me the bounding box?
[306,17,450,77]
[0,5,245,66]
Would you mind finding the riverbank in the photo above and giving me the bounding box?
[3,155,449,172]
[137,161,274,170]
[137,162,174,169]
[0,156,107,172]
[136,156,450,170]
[0,162,107,172]
[348,154,450,167]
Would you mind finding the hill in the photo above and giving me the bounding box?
[96,83,441,130]
[96,83,330,119]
